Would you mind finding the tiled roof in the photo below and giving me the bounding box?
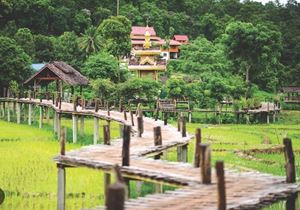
[174,35,189,41]
[131,26,156,36]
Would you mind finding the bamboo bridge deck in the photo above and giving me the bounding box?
[0,98,298,210]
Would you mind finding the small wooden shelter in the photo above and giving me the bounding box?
[24,61,89,95]
[282,86,300,103]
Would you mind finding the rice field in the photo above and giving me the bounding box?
[1,110,300,209]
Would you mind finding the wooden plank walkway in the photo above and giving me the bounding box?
[0,98,298,210]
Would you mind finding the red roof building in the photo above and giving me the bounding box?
[173,35,189,44]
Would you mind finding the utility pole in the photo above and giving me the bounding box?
[117,0,120,16]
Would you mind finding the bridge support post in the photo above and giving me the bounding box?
[16,102,21,124]
[194,128,201,168]
[104,172,111,200]
[7,102,10,122]
[72,114,78,143]
[177,114,181,132]
[46,107,50,124]
[28,103,32,125]
[200,144,211,184]
[155,183,163,194]
[80,115,84,137]
[177,144,188,163]
[188,111,192,123]
[93,117,99,145]
[39,106,43,128]
[57,127,66,210]
[57,113,61,139]
[1,102,4,118]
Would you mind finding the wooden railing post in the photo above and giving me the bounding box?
[106,165,126,210]
[130,110,134,126]
[122,125,131,166]
[154,126,162,159]
[163,112,168,125]
[216,161,226,210]
[200,143,211,184]
[93,117,99,145]
[283,138,296,183]
[177,114,181,132]
[104,124,111,145]
[194,128,201,167]
[124,110,127,121]
[95,99,99,112]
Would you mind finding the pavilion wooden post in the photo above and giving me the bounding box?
[57,113,62,139]
[181,116,187,137]
[104,124,111,145]
[93,117,99,145]
[154,126,162,160]
[57,127,66,210]
[130,110,134,126]
[194,128,202,168]
[216,161,226,210]
[283,138,296,183]
[39,106,43,128]
[200,143,211,184]
[16,102,21,124]
[163,112,168,125]
[28,103,32,125]
[72,114,78,143]
[122,125,131,166]
[80,115,84,137]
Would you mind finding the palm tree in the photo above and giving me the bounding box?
[78,26,101,57]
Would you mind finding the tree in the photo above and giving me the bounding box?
[222,21,282,89]
[170,36,231,75]
[78,26,102,57]
[14,28,35,57]
[0,36,31,91]
[34,35,55,62]
[91,79,116,103]
[82,51,121,82]
[118,78,161,102]
[98,15,132,58]
[166,78,186,100]
[54,32,84,68]
[73,9,92,34]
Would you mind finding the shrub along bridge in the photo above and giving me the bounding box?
[0,96,298,210]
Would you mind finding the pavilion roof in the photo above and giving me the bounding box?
[24,61,89,86]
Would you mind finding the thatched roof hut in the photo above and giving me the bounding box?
[24,61,89,86]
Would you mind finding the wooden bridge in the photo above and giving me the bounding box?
[0,97,298,210]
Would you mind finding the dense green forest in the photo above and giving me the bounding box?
[1,0,300,106]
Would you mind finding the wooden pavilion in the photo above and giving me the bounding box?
[24,61,89,96]
[282,86,300,103]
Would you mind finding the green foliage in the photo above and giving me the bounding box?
[222,21,283,90]
[0,36,31,89]
[82,51,120,82]
[91,79,116,102]
[34,34,55,62]
[14,28,35,57]
[118,77,161,102]
[172,37,231,74]
[54,31,83,68]
[98,16,132,58]
[78,26,102,57]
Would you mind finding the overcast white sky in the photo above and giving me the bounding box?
[251,0,299,4]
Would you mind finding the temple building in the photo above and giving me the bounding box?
[128,28,166,80]
[129,26,188,80]
[130,26,188,61]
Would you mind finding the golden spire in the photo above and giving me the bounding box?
[143,26,151,49]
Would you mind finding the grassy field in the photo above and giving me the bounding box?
[1,110,300,209]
